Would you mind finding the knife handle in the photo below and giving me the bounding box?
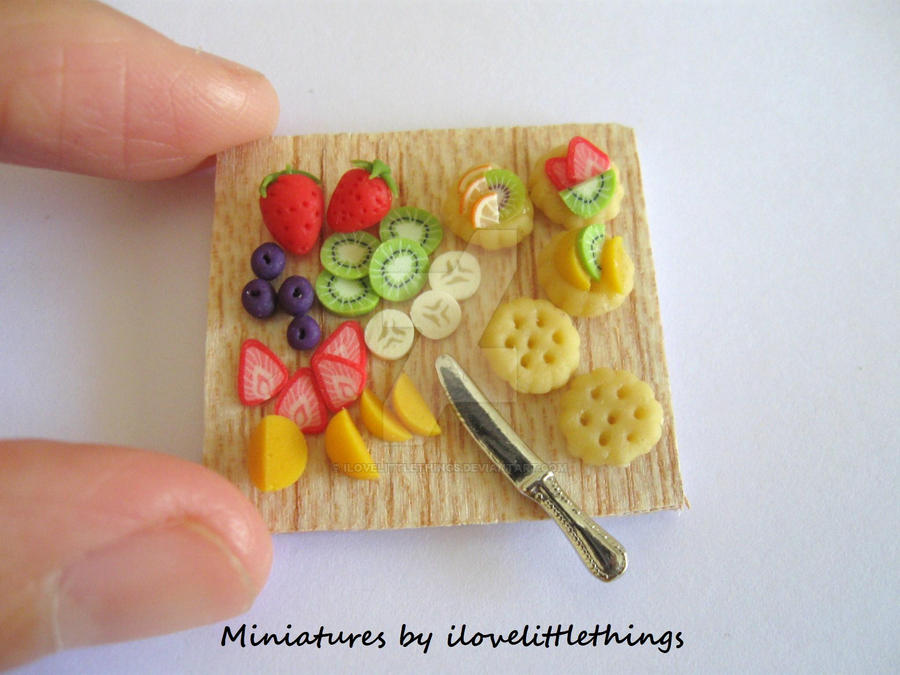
[528,474,628,582]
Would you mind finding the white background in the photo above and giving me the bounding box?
[3,1,897,672]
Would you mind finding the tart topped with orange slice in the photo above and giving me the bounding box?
[529,137,625,230]
[442,163,534,249]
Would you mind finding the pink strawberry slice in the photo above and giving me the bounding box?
[274,368,329,434]
[311,355,367,412]
[544,156,572,190]
[237,339,289,406]
[313,320,367,373]
[565,136,611,184]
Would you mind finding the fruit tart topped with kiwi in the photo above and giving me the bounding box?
[442,163,534,250]
[528,136,625,230]
[537,223,635,317]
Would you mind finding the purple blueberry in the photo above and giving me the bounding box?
[278,275,314,315]
[241,278,276,318]
[251,242,286,280]
[287,314,321,350]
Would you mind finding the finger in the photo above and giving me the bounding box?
[0,0,279,180]
[0,439,273,669]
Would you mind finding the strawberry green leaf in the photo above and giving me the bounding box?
[351,158,398,196]
[259,164,321,198]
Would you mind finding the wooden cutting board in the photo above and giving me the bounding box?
[202,123,685,532]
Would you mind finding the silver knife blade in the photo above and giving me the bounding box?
[434,354,549,491]
[435,354,628,581]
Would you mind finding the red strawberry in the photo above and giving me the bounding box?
[544,156,572,190]
[311,355,367,412]
[237,339,289,406]
[565,137,611,185]
[313,320,367,372]
[326,159,398,232]
[259,166,324,255]
[274,368,329,434]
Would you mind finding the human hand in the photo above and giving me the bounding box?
[1,1,279,668]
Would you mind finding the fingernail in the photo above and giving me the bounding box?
[56,521,256,649]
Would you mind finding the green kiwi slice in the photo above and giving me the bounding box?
[575,223,607,281]
[320,231,380,280]
[314,270,380,316]
[368,238,429,302]
[379,206,443,255]
[484,169,526,221]
[559,169,617,218]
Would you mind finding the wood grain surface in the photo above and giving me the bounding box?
[202,123,685,532]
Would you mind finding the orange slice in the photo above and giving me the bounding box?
[459,176,490,214]
[470,192,500,229]
[456,163,493,194]
[553,230,591,291]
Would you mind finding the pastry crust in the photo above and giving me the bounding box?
[479,298,580,394]
[558,368,663,467]
[529,145,625,230]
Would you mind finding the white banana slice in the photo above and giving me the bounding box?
[427,250,481,300]
[410,290,461,340]
[364,309,415,360]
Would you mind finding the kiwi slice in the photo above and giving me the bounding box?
[559,169,617,218]
[484,169,526,220]
[314,270,379,316]
[320,231,380,280]
[379,206,443,255]
[575,223,607,281]
[368,238,429,302]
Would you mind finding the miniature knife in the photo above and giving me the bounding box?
[435,354,627,582]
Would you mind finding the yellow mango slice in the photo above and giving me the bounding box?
[359,388,413,442]
[552,229,591,291]
[248,414,308,492]
[390,373,441,436]
[600,236,626,294]
[325,409,379,480]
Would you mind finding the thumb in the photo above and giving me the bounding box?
[0,439,273,669]
[0,0,279,180]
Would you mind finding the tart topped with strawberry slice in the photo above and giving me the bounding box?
[442,162,533,250]
[528,136,625,230]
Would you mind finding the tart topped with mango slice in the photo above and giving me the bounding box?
[537,224,634,317]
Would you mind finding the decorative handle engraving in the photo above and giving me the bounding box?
[528,474,627,582]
